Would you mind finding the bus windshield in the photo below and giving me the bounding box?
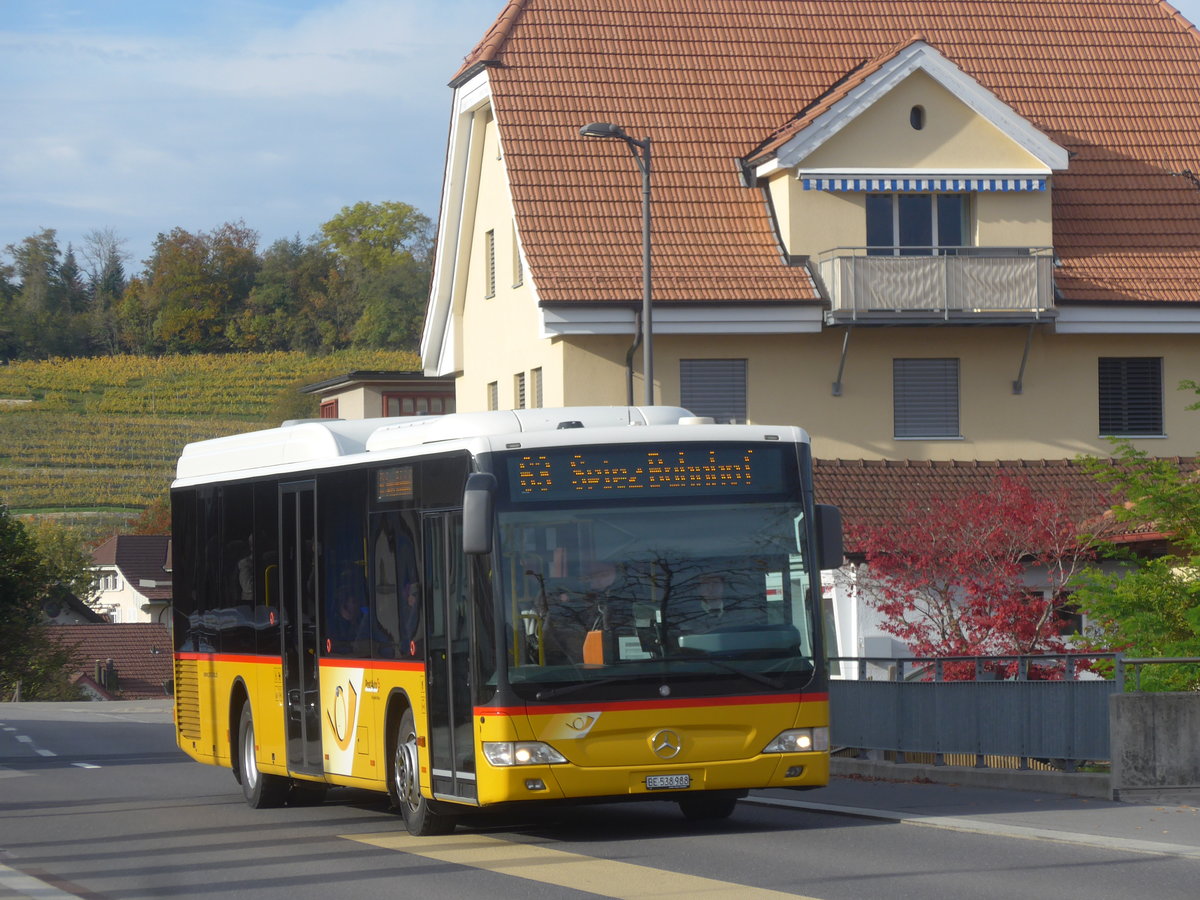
[496,497,819,700]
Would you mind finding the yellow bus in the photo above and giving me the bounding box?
[171,406,841,834]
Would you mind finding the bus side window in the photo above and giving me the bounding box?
[370,512,422,659]
[253,481,280,656]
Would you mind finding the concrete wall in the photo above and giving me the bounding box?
[1110,693,1200,802]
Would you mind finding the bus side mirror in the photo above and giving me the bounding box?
[463,473,497,555]
[814,504,843,571]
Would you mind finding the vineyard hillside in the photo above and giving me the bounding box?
[0,350,420,532]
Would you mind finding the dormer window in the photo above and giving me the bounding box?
[909,105,925,130]
[866,192,968,256]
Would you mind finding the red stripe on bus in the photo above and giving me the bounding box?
[319,658,425,672]
[174,652,423,673]
[174,652,279,665]
[474,692,829,717]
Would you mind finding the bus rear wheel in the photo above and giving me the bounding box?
[237,704,290,809]
[389,707,455,835]
[678,791,739,821]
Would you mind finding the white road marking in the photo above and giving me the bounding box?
[0,862,83,898]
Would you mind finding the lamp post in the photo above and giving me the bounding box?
[579,122,654,406]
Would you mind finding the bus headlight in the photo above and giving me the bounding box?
[762,727,829,754]
[483,741,568,767]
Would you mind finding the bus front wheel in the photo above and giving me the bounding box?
[237,704,289,809]
[389,707,455,835]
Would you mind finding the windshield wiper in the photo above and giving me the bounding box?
[535,674,643,701]
[662,654,790,691]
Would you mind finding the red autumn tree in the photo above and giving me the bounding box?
[851,476,1105,668]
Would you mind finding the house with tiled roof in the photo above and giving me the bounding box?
[422,0,1200,657]
[47,624,174,700]
[300,370,456,420]
[90,535,172,624]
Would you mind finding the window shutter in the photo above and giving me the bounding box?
[893,358,959,438]
[680,359,747,423]
[1099,358,1163,435]
[485,230,496,298]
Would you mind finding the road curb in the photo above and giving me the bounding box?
[746,795,1200,861]
[830,757,1112,799]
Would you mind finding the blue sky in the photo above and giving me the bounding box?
[0,0,501,270]
[4,0,1200,273]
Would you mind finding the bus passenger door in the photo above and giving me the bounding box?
[423,511,477,803]
[280,481,323,775]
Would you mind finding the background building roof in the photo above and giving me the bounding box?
[47,624,174,701]
[92,535,172,602]
[813,457,1197,554]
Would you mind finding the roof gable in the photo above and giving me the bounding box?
[757,40,1067,177]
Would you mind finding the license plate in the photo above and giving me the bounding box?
[646,774,690,790]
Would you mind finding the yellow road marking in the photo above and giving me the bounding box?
[345,831,818,899]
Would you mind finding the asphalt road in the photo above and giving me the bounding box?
[2,701,1198,900]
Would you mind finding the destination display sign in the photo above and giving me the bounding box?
[507,445,788,502]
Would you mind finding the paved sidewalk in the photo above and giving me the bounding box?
[753,773,1200,860]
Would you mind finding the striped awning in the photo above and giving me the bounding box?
[800,176,1047,192]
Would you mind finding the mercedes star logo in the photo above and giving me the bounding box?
[650,729,682,759]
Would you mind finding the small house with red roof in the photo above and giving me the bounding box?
[90,535,172,625]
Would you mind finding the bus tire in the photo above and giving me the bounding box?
[389,707,455,835]
[678,792,738,821]
[237,704,290,809]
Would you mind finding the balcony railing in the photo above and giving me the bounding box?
[817,246,1055,322]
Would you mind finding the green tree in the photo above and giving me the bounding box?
[23,517,97,605]
[265,380,321,424]
[80,227,130,355]
[0,258,19,360]
[115,276,160,354]
[1075,393,1200,690]
[0,503,79,700]
[320,201,433,271]
[5,228,77,357]
[142,222,260,352]
[320,201,433,350]
[227,236,338,352]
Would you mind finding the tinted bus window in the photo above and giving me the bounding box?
[320,471,370,658]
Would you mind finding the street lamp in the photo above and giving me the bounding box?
[579,121,654,406]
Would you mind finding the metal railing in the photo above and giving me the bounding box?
[1115,656,1200,692]
[818,246,1055,320]
[829,653,1119,770]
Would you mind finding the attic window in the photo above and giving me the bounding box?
[910,105,925,130]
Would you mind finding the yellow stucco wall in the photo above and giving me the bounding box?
[457,110,563,410]
[778,69,1053,258]
[544,328,1200,460]
[803,71,1044,171]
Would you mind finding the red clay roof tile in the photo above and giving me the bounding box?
[47,624,174,701]
[465,0,1200,306]
[813,456,1199,553]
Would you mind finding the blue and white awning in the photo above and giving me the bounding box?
[800,176,1047,192]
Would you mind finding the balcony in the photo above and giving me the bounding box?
[817,247,1056,324]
